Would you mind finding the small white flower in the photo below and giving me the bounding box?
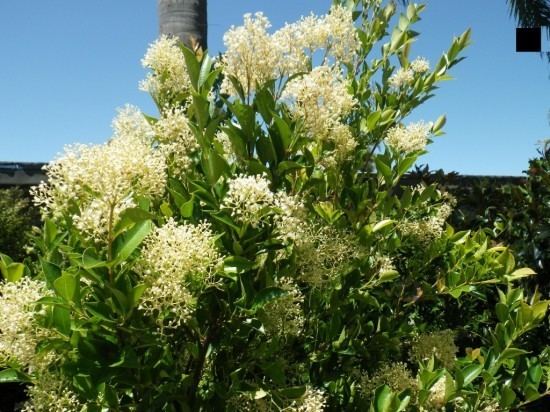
[140,35,191,99]
[137,218,221,328]
[388,67,414,89]
[32,107,166,242]
[384,121,432,154]
[222,174,275,227]
[410,57,430,73]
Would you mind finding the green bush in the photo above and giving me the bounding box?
[0,187,39,261]
[1,1,549,411]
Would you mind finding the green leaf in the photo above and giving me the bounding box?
[273,114,292,150]
[53,305,71,335]
[432,115,446,134]
[252,287,285,310]
[277,386,307,399]
[73,374,94,397]
[119,207,155,224]
[180,197,195,218]
[201,148,228,184]
[375,156,392,185]
[528,363,543,385]
[0,253,12,280]
[41,260,61,285]
[160,201,173,217]
[372,219,395,233]
[277,161,303,175]
[396,155,418,179]
[495,302,509,322]
[54,273,78,303]
[111,220,153,265]
[109,349,139,369]
[461,363,482,386]
[5,262,24,283]
[501,386,516,408]
[366,111,381,131]
[44,218,58,246]
[500,347,529,360]
[130,284,147,308]
[506,267,536,281]
[180,45,200,90]
[224,256,256,274]
[198,53,213,88]
[0,368,30,383]
[379,270,400,283]
[254,86,275,123]
[256,135,277,165]
[373,385,393,412]
[108,286,130,316]
[82,249,107,270]
[211,213,241,232]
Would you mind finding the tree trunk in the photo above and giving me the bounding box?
[158,0,207,50]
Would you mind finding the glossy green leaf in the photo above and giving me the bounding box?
[53,305,71,335]
[224,256,256,274]
[130,284,147,308]
[373,385,393,412]
[252,287,285,310]
[0,368,30,383]
[461,363,482,386]
[54,273,78,303]
[111,220,153,265]
[5,262,24,283]
[372,219,395,233]
[180,197,195,218]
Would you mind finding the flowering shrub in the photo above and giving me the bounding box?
[1,1,550,411]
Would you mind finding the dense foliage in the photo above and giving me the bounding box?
[0,187,39,261]
[1,1,549,411]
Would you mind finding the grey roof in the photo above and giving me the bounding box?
[0,162,47,187]
[0,161,526,188]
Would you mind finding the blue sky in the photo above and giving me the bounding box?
[0,0,548,175]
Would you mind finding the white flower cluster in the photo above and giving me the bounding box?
[398,217,444,245]
[273,192,307,243]
[221,12,278,96]
[22,370,82,412]
[227,385,326,412]
[399,193,455,245]
[140,35,191,99]
[283,66,355,139]
[259,277,305,337]
[426,374,447,409]
[291,386,328,412]
[222,174,274,227]
[296,224,363,286]
[282,66,357,166]
[221,5,359,96]
[137,218,220,328]
[154,105,199,175]
[377,255,396,275]
[32,106,166,242]
[112,104,155,141]
[384,121,432,154]
[214,130,236,163]
[388,67,414,89]
[0,278,54,372]
[410,57,430,74]
[222,174,307,236]
[388,57,430,89]
[411,329,457,369]
[361,362,418,396]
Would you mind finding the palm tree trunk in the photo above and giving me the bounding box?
[158,0,207,50]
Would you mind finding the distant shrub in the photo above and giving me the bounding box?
[0,187,39,261]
